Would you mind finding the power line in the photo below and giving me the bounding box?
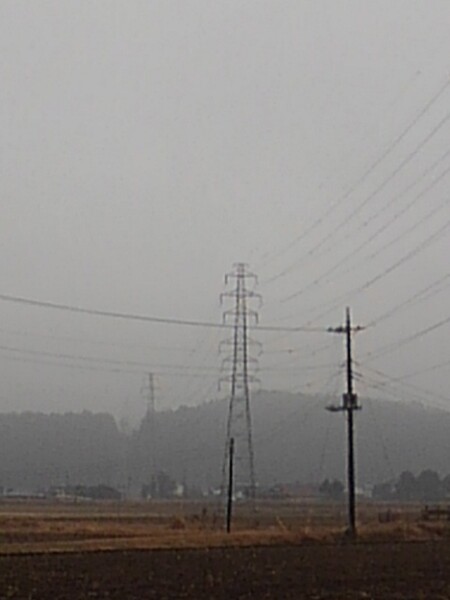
[283,173,450,306]
[276,153,450,299]
[263,341,335,355]
[261,78,450,286]
[0,292,326,333]
[357,364,450,405]
[0,352,220,379]
[0,342,222,373]
[0,337,341,380]
[277,366,345,396]
[0,326,196,353]
[361,378,449,413]
[366,357,450,385]
[358,364,448,403]
[262,363,339,374]
[363,313,450,363]
[282,209,450,325]
[337,147,450,271]
[257,72,450,274]
[175,326,224,408]
[355,368,449,412]
[0,352,143,375]
[358,181,450,266]
[367,271,450,327]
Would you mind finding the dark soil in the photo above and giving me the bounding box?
[1,540,449,599]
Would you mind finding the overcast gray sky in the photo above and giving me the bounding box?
[1,1,450,420]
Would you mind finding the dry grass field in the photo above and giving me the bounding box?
[0,497,446,553]
[0,498,449,598]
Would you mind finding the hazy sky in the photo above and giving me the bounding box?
[1,1,450,420]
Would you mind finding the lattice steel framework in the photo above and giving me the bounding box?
[219,263,262,500]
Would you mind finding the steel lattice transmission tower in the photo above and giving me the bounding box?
[140,373,158,488]
[142,373,156,418]
[220,263,262,501]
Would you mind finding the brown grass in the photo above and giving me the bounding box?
[0,498,447,555]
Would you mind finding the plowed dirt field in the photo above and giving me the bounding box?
[1,540,449,599]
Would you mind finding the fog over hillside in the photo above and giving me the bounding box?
[152,391,450,488]
[1,392,448,493]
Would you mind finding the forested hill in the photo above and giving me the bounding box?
[0,412,123,491]
[0,393,449,492]
[150,391,450,490]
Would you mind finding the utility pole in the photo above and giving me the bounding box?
[327,307,363,537]
[226,437,235,533]
[219,263,261,505]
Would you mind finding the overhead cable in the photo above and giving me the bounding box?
[260,74,450,283]
[284,210,450,308]
[0,343,221,372]
[0,293,326,333]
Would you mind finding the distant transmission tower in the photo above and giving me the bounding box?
[220,263,262,501]
[141,373,158,486]
[142,373,156,418]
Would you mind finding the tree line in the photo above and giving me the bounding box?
[373,470,450,502]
